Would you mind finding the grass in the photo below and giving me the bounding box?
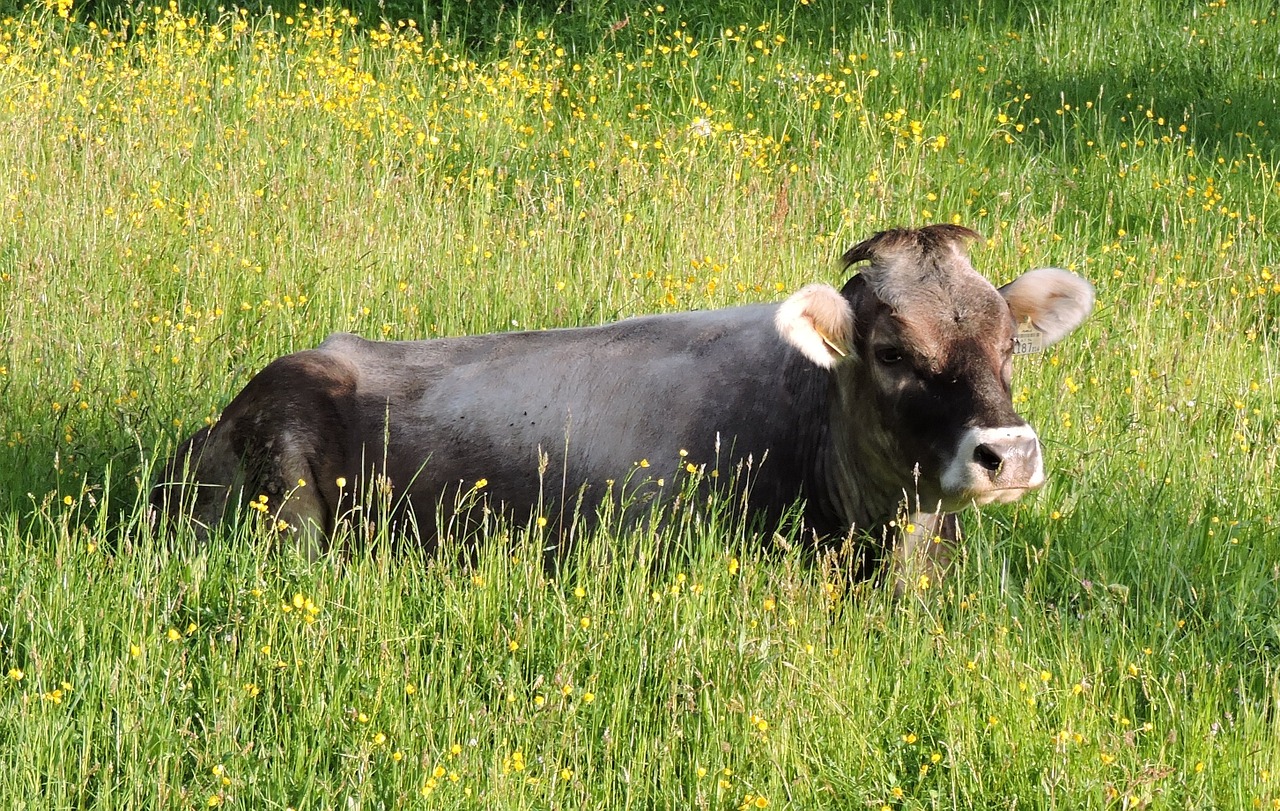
[1,0,1278,806]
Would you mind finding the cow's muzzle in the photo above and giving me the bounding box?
[939,425,1045,507]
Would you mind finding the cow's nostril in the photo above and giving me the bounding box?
[974,443,1003,472]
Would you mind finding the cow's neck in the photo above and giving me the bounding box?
[815,391,906,537]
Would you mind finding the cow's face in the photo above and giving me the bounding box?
[776,225,1093,514]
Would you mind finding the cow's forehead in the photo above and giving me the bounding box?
[851,229,1013,362]
[862,244,994,310]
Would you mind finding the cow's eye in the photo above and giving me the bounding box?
[874,347,904,366]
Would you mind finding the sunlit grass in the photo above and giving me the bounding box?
[1,0,1278,806]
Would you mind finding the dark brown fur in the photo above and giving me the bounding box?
[152,351,359,542]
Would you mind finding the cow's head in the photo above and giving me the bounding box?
[776,224,1093,515]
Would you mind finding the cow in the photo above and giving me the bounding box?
[151,224,1093,582]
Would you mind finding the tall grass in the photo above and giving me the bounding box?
[1,0,1278,806]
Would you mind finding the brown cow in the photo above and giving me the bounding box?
[153,225,1093,582]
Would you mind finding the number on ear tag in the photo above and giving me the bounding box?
[1013,322,1044,356]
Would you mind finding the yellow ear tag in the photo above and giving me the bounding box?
[821,336,848,358]
[1013,320,1044,356]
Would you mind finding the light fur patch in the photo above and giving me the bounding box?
[775,284,854,369]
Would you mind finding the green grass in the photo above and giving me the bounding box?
[1,0,1279,806]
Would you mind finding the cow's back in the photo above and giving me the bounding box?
[310,304,829,534]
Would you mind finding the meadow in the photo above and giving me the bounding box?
[1,0,1278,806]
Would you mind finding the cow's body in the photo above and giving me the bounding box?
[153,225,1094,578]
[164,306,841,543]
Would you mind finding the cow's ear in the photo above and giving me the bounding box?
[775,284,854,369]
[998,268,1095,347]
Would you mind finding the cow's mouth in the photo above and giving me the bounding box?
[925,478,1044,513]
[905,481,1038,515]
[963,483,1041,507]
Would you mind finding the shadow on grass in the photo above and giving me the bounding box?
[15,0,1274,160]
